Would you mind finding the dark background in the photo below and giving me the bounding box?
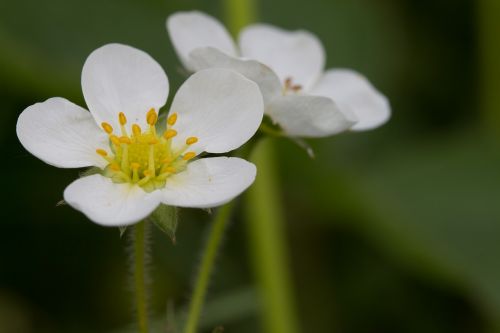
[1,0,499,332]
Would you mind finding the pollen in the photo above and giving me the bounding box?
[119,136,132,144]
[96,149,108,156]
[186,136,198,145]
[164,129,177,140]
[147,108,157,125]
[118,112,127,125]
[132,124,141,136]
[95,109,200,192]
[183,152,196,161]
[110,135,121,146]
[101,122,113,134]
[167,113,177,126]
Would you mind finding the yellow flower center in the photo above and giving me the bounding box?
[96,109,199,192]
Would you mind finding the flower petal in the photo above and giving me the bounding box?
[189,47,282,106]
[310,69,391,131]
[167,11,238,71]
[160,157,256,208]
[64,174,161,226]
[239,24,325,90]
[81,43,169,130]
[169,68,264,154]
[16,97,109,168]
[266,95,357,137]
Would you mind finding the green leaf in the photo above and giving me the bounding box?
[148,204,178,243]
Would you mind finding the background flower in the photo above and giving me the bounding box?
[167,11,390,137]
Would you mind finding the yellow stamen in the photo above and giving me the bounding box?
[161,158,171,164]
[163,129,177,140]
[110,163,120,171]
[143,170,152,177]
[110,135,121,146]
[183,152,196,161]
[131,163,140,183]
[165,166,176,173]
[146,108,157,125]
[148,145,156,176]
[101,122,113,134]
[96,149,108,157]
[119,136,131,144]
[167,113,177,126]
[186,136,198,145]
[118,112,127,125]
[149,138,159,145]
[132,124,141,136]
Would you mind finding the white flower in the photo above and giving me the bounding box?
[16,43,264,226]
[167,11,391,137]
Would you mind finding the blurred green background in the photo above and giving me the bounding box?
[1,0,499,332]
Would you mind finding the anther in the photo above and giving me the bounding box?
[131,162,141,170]
[119,136,132,144]
[163,129,177,140]
[186,136,198,145]
[101,122,113,134]
[183,152,196,161]
[110,163,121,171]
[146,108,157,125]
[167,113,177,126]
[165,166,176,173]
[132,124,141,136]
[118,112,127,125]
[143,170,152,177]
[110,135,121,146]
[96,149,108,156]
[149,138,159,145]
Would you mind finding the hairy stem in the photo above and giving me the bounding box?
[183,202,235,333]
[133,221,149,333]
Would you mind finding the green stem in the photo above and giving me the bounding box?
[134,221,149,333]
[245,138,300,333]
[183,202,234,333]
[478,0,500,134]
[222,0,258,35]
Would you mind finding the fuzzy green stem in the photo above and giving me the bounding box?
[245,138,300,333]
[183,202,234,333]
[134,221,149,333]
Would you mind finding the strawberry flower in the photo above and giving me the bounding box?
[167,11,391,137]
[17,44,263,226]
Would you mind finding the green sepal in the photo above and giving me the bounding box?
[148,204,178,244]
[79,166,102,178]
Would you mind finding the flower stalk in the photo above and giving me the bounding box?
[245,138,300,333]
[183,202,235,333]
[133,221,149,333]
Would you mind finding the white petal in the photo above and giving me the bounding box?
[160,157,256,208]
[82,43,169,130]
[310,69,391,131]
[64,174,161,226]
[239,24,325,90]
[169,68,264,154]
[167,11,238,71]
[16,97,109,168]
[189,47,282,106]
[266,95,357,137]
